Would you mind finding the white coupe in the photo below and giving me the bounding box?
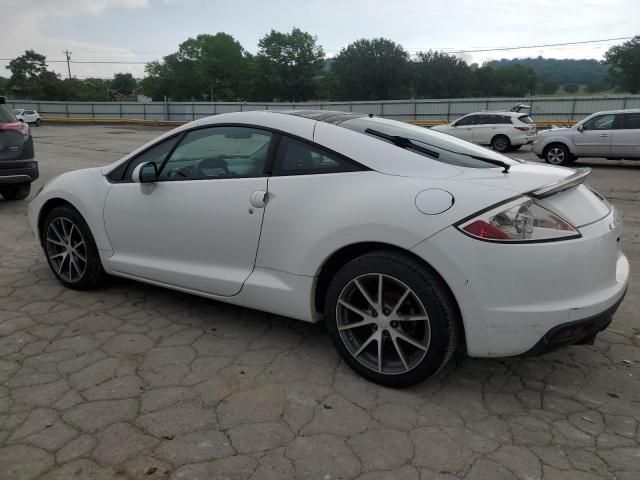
[28,111,629,386]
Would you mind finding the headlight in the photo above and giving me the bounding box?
[457,197,580,243]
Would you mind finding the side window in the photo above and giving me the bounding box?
[273,136,359,176]
[455,115,474,126]
[618,113,640,130]
[583,114,615,131]
[158,126,272,180]
[122,135,180,181]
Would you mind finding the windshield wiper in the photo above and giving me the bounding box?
[364,128,440,159]
[364,128,511,173]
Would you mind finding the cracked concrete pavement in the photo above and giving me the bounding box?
[0,125,639,479]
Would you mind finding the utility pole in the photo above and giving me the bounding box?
[63,50,72,79]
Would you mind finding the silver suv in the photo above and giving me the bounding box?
[533,109,640,165]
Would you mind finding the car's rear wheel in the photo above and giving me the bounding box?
[0,182,31,200]
[325,251,459,387]
[35,118,42,127]
[43,205,105,290]
[491,135,511,153]
[543,144,571,165]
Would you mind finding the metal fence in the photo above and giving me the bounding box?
[7,95,640,123]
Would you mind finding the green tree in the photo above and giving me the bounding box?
[538,80,559,95]
[141,33,247,101]
[604,36,640,93]
[413,51,472,98]
[471,66,502,96]
[332,38,410,100]
[315,71,339,101]
[0,76,8,94]
[111,73,137,95]
[563,83,579,94]
[493,65,537,96]
[6,50,53,99]
[255,28,324,101]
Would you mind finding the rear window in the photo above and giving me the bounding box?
[341,117,520,169]
[0,105,17,124]
[518,115,534,124]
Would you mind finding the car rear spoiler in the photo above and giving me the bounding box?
[528,168,591,199]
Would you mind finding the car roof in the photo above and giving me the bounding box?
[466,111,527,117]
[587,108,640,115]
[274,109,367,125]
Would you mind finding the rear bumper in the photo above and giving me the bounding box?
[0,160,39,184]
[411,208,629,357]
[522,287,626,356]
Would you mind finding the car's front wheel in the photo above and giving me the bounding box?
[325,251,459,387]
[0,182,31,200]
[43,205,105,290]
[543,144,571,165]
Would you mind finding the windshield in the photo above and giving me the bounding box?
[0,105,17,124]
[340,117,521,169]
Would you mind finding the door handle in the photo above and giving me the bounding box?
[599,134,610,137]
[250,190,268,209]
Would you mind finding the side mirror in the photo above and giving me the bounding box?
[577,124,584,132]
[132,161,158,183]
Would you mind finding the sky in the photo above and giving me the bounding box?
[0,0,637,79]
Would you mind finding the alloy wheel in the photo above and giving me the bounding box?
[336,273,431,375]
[45,217,88,283]
[547,147,566,165]
[493,137,509,152]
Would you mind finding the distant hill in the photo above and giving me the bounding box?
[487,57,610,93]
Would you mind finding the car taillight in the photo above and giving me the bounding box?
[0,122,29,135]
[457,197,580,242]
[514,126,528,131]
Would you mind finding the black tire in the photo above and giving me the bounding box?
[0,182,31,200]
[491,135,511,153]
[42,205,105,290]
[543,144,571,165]
[325,251,460,387]
[35,118,42,127]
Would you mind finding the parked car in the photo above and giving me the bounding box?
[0,97,38,200]
[533,109,640,165]
[431,111,537,152]
[28,110,628,387]
[14,109,42,126]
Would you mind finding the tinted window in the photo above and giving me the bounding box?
[619,113,640,129]
[454,115,475,126]
[342,117,519,169]
[159,126,271,180]
[122,135,180,181]
[0,105,16,123]
[23,110,35,115]
[583,114,615,130]
[518,115,534,124]
[273,136,359,176]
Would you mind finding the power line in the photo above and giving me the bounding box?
[0,36,634,65]
[438,36,634,54]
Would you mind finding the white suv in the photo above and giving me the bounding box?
[533,109,640,165]
[14,109,42,126]
[431,111,537,152]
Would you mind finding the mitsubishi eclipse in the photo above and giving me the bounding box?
[27,110,629,387]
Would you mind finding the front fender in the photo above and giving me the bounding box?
[28,168,113,254]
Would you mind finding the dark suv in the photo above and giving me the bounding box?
[0,96,38,200]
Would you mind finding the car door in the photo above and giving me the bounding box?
[449,115,475,141]
[574,113,614,157]
[471,114,496,145]
[103,125,273,296]
[611,112,640,158]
